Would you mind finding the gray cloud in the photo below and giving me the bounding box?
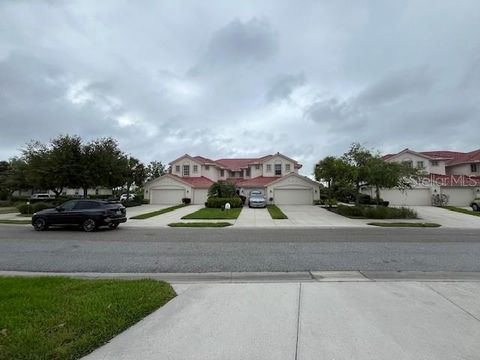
[1,0,480,175]
[266,73,305,102]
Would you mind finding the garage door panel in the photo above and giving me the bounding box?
[274,189,312,205]
[193,189,208,205]
[151,189,184,204]
[442,187,475,206]
[380,189,431,206]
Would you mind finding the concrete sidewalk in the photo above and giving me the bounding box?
[83,279,480,360]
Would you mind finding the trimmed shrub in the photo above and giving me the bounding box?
[336,204,417,219]
[182,198,191,205]
[357,194,371,204]
[206,197,242,208]
[17,202,53,214]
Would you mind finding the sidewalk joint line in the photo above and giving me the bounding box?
[294,283,302,360]
[425,284,480,323]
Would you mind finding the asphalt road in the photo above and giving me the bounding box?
[0,225,479,273]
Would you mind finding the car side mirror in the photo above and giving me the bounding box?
[56,206,64,212]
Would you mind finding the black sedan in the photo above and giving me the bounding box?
[32,199,127,232]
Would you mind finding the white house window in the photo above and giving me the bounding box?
[417,161,424,169]
[471,164,478,173]
[205,165,210,170]
[183,165,190,176]
[246,168,250,177]
[255,165,260,170]
[403,160,413,168]
[175,165,180,173]
[220,169,224,177]
[285,164,291,172]
[274,164,282,176]
[193,165,198,173]
[431,160,439,166]
[266,164,272,172]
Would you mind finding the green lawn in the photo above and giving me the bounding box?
[0,207,17,214]
[168,222,233,227]
[182,207,242,219]
[368,222,441,228]
[0,277,176,360]
[266,205,288,219]
[0,219,31,225]
[130,204,186,219]
[442,206,480,217]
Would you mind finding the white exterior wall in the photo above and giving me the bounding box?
[170,158,202,178]
[144,176,191,203]
[447,163,480,176]
[201,165,219,182]
[387,152,446,175]
[266,175,320,204]
[249,165,263,178]
[262,155,297,177]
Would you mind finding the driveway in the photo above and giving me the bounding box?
[126,205,203,227]
[234,207,275,227]
[278,205,367,227]
[412,206,480,228]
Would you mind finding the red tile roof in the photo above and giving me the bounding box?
[384,149,480,166]
[168,174,214,188]
[235,177,279,187]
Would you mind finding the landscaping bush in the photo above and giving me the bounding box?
[205,197,242,208]
[336,204,417,219]
[182,197,191,205]
[121,198,143,207]
[0,200,12,207]
[17,202,53,214]
[142,198,150,204]
[357,194,372,204]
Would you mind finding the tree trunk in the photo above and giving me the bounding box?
[375,185,381,205]
[83,187,88,198]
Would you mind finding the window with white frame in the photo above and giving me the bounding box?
[266,164,272,172]
[193,165,198,173]
[285,163,291,172]
[205,165,210,170]
[274,164,282,176]
[183,165,190,176]
[220,169,224,177]
[431,160,439,166]
[175,165,180,173]
[255,165,260,170]
[471,163,478,173]
[417,161,424,169]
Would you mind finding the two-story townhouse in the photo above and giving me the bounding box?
[144,152,320,205]
[361,148,480,206]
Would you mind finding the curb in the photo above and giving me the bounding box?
[1,271,480,282]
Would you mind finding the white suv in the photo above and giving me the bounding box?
[120,194,136,201]
[30,193,55,201]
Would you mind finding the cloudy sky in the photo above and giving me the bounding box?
[1,1,480,175]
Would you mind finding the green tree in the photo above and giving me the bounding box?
[208,181,237,198]
[123,157,147,198]
[146,161,166,182]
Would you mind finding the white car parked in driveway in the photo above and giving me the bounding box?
[471,199,480,211]
[120,194,136,201]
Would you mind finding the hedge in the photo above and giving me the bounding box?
[17,202,53,215]
[205,197,243,208]
[336,204,417,219]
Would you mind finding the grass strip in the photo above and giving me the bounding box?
[0,276,175,360]
[368,222,441,228]
[0,207,18,214]
[130,204,186,219]
[0,219,31,225]
[168,222,232,227]
[266,205,288,219]
[442,206,480,217]
[182,207,242,220]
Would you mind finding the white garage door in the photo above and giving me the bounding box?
[150,189,184,204]
[441,187,474,206]
[274,189,313,205]
[380,189,431,206]
[193,189,208,205]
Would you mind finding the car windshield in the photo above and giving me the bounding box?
[250,191,263,196]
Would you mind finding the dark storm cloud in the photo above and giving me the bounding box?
[266,73,305,102]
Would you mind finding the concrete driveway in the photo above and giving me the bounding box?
[234,207,275,227]
[126,205,203,227]
[412,206,480,228]
[278,205,366,227]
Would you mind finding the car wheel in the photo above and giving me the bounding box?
[82,218,97,232]
[33,218,48,231]
[473,204,479,211]
[108,223,119,230]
